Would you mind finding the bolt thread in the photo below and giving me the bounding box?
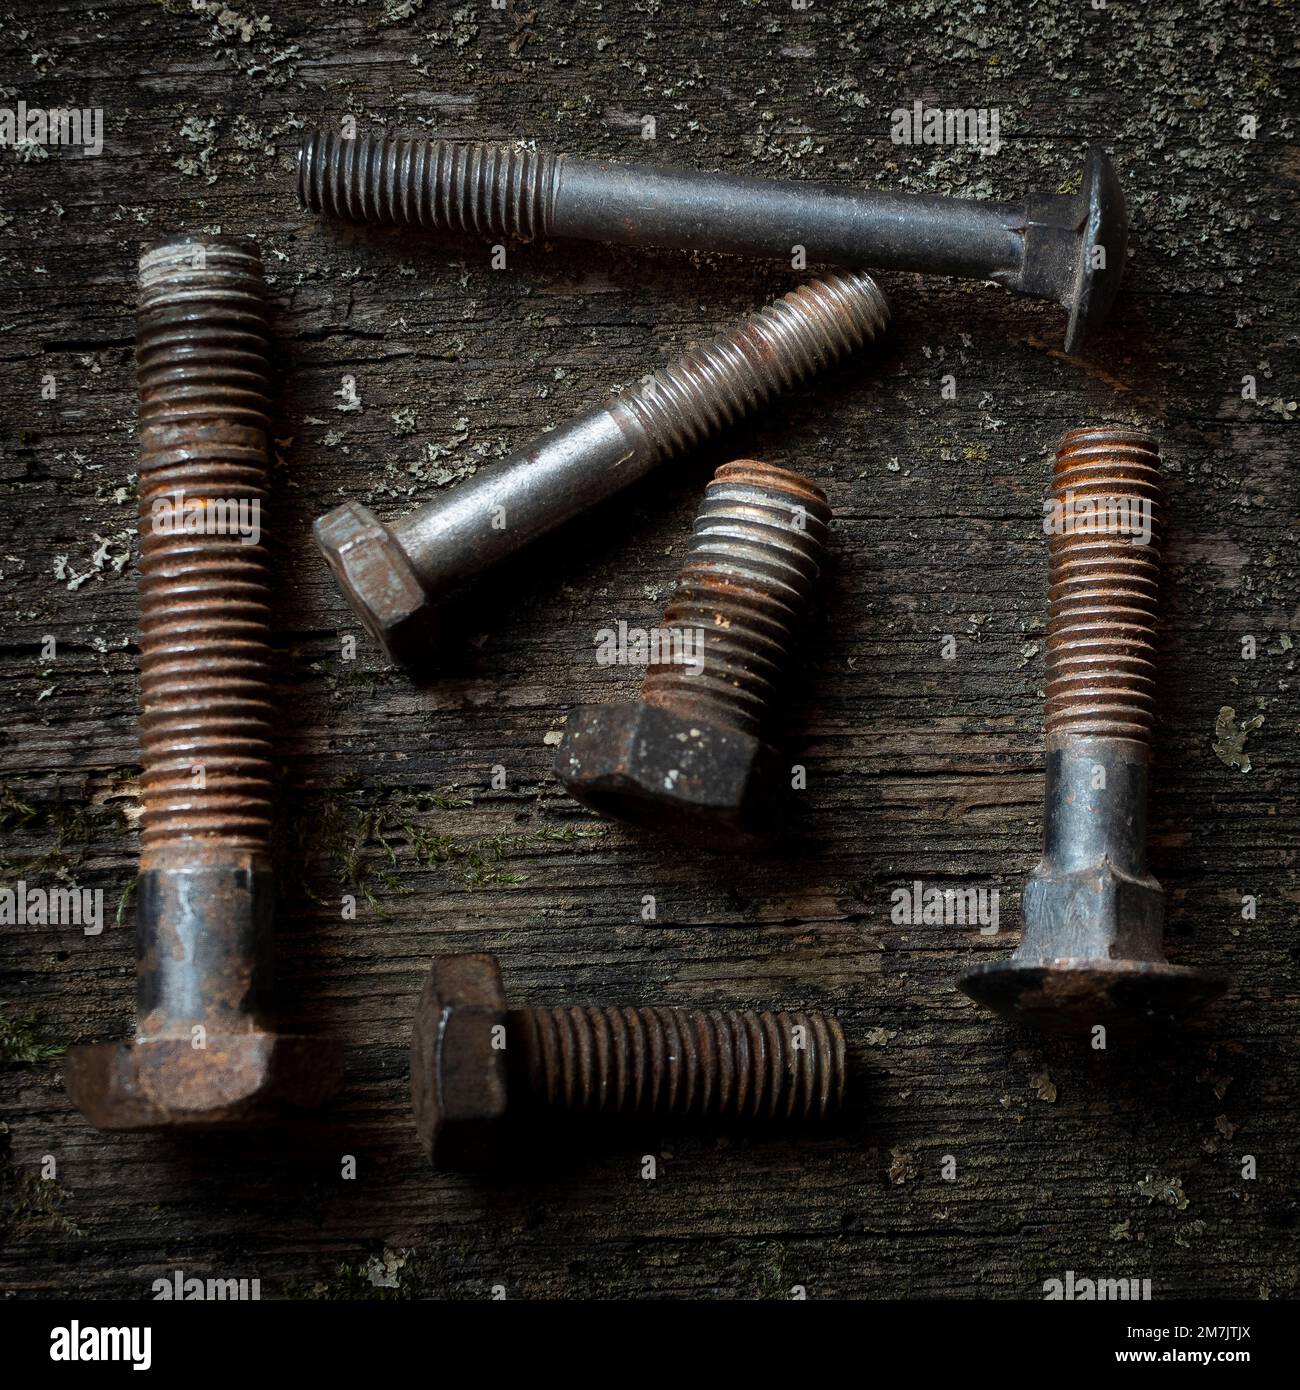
[508,1005,846,1123]
[641,460,831,736]
[1045,426,1162,745]
[135,238,276,858]
[298,128,561,241]
[609,272,889,460]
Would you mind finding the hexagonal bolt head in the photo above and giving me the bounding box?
[314,501,430,665]
[64,1033,343,1130]
[554,701,784,848]
[410,953,509,1167]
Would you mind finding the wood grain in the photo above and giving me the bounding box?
[0,0,1295,1300]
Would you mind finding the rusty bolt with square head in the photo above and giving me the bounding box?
[65,238,342,1128]
[411,953,848,1168]
[555,459,831,848]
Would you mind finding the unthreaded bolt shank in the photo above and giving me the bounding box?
[298,128,1128,351]
[315,273,886,664]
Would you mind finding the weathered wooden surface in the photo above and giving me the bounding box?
[0,0,1295,1300]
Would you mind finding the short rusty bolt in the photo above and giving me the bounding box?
[959,427,1227,1036]
[65,238,343,1128]
[555,459,830,848]
[411,953,847,1169]
[314,272,887,665]
[298,128,1126,352]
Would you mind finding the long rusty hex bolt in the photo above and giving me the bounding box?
[959,427,1227,1036]
[314,271,887,665]
[411,953,847,1168]
[555,459,831,848]
[298,128,1126,352]
[65,238,343,1128]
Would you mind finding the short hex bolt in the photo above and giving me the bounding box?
[959,427,1227,1035]
[299,128,1126,351]
[411,953,847,1169]
[555,459,830,848]
[314,272,887,664]
[65,238,343,1128]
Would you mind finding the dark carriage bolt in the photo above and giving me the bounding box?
[314,271,887,665]
[65,237,343,1128]
[555,459,830,848]
[411,953,847,1169]
[298,128,1126,352]
[959,427,1227,1037]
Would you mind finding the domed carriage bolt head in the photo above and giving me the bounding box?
[1062,147,1129,353]
[314,500,430,665]
[1016,147,1129,354]
[959,860,1227,1037]
[410,953,510,1168]
[554,701,785,850]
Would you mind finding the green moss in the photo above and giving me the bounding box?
[534,826,606,845]
[0,1158,82,1237]
[315,1261,404,1300]
[402,822,526,888]
[295,800,408,910]
[115,877,136,926]
[283,786,526,911]
[0,788,121,882]
[726,1237,793,1299]
[0,1012,64,1064]
[460,836,526,890]
[0,787,38,833]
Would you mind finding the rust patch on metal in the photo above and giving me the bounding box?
[410,953,847,1168]
[66,238,342,1131]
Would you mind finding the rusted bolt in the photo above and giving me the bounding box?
[314,272,887,665]
[554,459,830,848]
[65,238,343,1128]
[411,953,847,1168]
[298,128,1126,351]
[959,427,1227,1036]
